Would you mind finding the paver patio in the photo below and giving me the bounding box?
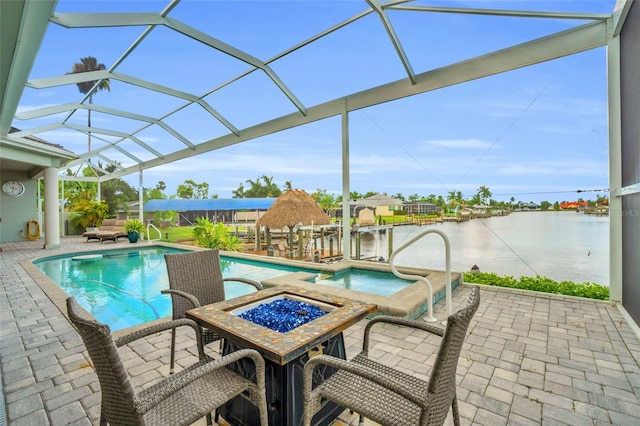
[1,238,639,425]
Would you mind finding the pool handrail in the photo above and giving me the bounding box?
[146,222,162,244]
[388,229,452,323]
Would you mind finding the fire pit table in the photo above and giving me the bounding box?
[186,285,377,426]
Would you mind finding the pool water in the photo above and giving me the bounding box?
[35,246,413,331]
[314,269,413,295]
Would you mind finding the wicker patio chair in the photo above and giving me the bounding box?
[162,249,263,373]
[302,285,480,426]
[66,297,269,426]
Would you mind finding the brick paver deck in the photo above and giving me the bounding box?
[1,238,639,425]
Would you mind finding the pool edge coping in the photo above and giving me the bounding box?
[23,241,461,337]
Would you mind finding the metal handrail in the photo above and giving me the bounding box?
[388,229,452,323]
[146,222,162,243]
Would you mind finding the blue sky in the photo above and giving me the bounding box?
[15,0,616,203]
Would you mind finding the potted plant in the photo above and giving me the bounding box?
[124,218,145,243]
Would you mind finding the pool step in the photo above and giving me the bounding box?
[318,273,335,280]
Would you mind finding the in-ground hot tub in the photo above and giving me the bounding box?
[187,286,376,426]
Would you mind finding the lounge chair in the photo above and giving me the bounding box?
[83,218,117,242]
[277,241,298,258]
[96,219,128,243]
[162,249,263,374]
[302,285,480,426]
[66,297,269,426]
[276,241,288,256]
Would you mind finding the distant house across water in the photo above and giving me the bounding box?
[559,201,589,210]
[517,202,541,211]
[351,194,440,217]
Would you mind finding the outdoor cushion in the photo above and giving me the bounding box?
[97,220,128,243]
[83,219,117,242]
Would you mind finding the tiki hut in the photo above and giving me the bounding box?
[257,190,330,258]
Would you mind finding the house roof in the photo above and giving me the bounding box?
[143,198,276,212]
[352,194,404,207]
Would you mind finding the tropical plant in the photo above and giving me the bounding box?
[192,217,242,251]
[124,218,145,234]
[68,56,110,153]
[69,199,110,229]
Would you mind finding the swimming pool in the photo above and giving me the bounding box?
[34,246,414,330]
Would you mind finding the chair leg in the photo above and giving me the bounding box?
[358,414,365,426]
[169,327,176,374]
[206,412,213,425]
[451,393,461,426]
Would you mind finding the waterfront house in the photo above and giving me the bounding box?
[517,202,541,211]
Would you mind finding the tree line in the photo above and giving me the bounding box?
[59,167,609,230]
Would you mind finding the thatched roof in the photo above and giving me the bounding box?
[256,190,330,229]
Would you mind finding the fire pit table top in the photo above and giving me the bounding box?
[187,286,377,365]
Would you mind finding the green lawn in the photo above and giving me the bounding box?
[159,225,254,242]
[158,226,194,242]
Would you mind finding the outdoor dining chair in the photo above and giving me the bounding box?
[302,285,480,426]
[162,249,263,373]
[66,297,269,426]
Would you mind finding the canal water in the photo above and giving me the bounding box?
[356,211,610,286]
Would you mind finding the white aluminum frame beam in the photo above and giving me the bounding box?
[49,12,308,116]
[26,71,239,136]
[387,4,610,20]
[102,20,608,181]
[366,0,416,84]
[0,0,57,135]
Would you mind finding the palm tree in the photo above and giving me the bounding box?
[232,183,246,198]
[447,190,462,207]
[245,177,264,197]
[477,185,492,205]
[261,175,281,198]
[68,56,110,153]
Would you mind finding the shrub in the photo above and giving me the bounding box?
[192,217,242,251]
[463,272,609,300]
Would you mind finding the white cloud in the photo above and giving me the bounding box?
[497,159,607,177]
[424,138,493,149]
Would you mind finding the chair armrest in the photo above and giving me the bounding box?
[222,277,263,291]
[303,355,426,408]
[114,318,205,360]
[362,316,444,353]
[133,348,266,414]
[161,288,201,308]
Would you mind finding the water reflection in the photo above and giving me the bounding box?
[356,212,609,286]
